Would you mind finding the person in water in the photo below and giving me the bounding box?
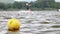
[25,3,31,11]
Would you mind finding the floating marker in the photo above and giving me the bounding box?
[7,18,20,32]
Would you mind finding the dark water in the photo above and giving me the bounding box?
[0,10,60,34]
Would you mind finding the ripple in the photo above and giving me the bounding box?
[0,11,60,34]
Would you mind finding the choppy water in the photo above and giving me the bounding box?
[0,10,60,34]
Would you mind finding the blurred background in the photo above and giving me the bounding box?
[0,0,60,11]
[0,0,60,34]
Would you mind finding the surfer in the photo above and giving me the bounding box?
[25,3,31,11]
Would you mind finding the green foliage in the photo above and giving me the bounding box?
[0,0,60,10]
[0,3,5,9]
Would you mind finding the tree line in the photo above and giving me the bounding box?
[0,0,60,10]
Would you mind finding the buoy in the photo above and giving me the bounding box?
[7,18,20,32]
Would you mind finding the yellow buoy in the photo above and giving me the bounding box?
[8,18,20,32]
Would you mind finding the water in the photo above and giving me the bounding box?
[0,10,60,34]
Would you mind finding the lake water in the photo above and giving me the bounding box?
[0,10,60,34]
